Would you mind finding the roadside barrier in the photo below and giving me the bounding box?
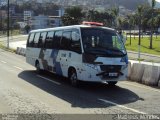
[127,61,131,79]
[16,47,26,56]
[16,47,20,54]
[142,65,160,86]
[129,62,160,87]
[129,63,145,82]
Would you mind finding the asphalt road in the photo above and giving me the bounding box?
[0,49,160,117]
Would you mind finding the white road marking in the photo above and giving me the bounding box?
[37,75,61,85]
[0,61,7,64]
[121,82,160,93]
[98,98,147,114]
[13,66,23,70]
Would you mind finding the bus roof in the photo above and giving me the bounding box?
[29,25,115,33]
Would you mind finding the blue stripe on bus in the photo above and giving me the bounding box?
[51,49,59,64]
[55,62,63,75]
[51,50,63,75]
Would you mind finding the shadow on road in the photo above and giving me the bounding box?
[18,70,141,108]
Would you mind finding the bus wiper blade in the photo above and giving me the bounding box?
[106,48,126,55]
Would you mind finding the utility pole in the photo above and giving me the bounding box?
[138,5,142,60]
[7,0,9,49]
[150,0,156,49]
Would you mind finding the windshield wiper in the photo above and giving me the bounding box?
[85,48,126,56]
[106,47,126,55]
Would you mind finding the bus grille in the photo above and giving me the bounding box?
[100,65,121,72]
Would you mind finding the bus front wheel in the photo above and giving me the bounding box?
[68,68,79,87]
[35,61,42,74]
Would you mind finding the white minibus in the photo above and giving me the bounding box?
[26,25,128,86]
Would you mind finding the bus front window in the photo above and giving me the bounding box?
[81,28,127,57]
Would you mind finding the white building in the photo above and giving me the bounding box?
[31,15,49,29]
[49,16,62,27]
[24,11,34,24]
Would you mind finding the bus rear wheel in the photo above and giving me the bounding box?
[68,68,79,87]
[107,81,118,86]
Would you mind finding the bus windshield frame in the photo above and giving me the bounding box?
[81,27,127,57]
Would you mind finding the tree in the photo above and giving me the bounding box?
[86,9,98,22]
[24,25,30,34]
[111,7,119,28]
[150,0,156,49]
[127,14,134,45]
[137,5,143,46]
[62,6,84,26]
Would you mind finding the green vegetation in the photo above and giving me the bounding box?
[125,36,160,55]
[0,42,16,53]
[0,30,21,37]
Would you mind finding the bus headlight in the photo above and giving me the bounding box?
[121,55,128,64]
[84,64,99,70]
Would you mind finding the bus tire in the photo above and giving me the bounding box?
[35,61,42,74]
[68,68,79,87]
[108,81,118,86]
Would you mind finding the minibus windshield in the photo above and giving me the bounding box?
[81,28,127,57]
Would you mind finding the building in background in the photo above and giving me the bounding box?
[24,10,34,25]
[49,16,62,27]
[31,15,49,29]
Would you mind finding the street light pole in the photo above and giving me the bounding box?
[7,0,9,49]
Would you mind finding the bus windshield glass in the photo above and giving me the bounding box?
[81,28,127,57]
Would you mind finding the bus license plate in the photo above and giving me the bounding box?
[109,73,118,77]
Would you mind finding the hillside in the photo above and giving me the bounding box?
[1,0,150,10]
[56,0,149,10]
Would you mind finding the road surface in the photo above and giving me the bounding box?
[0,49,160,117]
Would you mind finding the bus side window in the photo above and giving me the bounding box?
[33,32,40,48]
[45,31,54,49]
[27,33,35,47]
[61,31,71,50]
[54,31,62,49]
[38,32,47,48]
[71,29,81,53]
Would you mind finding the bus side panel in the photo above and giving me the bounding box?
[50,50,83,78]
[26,47,42,68]
[66,52,83,79]
[26,47,51,71]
